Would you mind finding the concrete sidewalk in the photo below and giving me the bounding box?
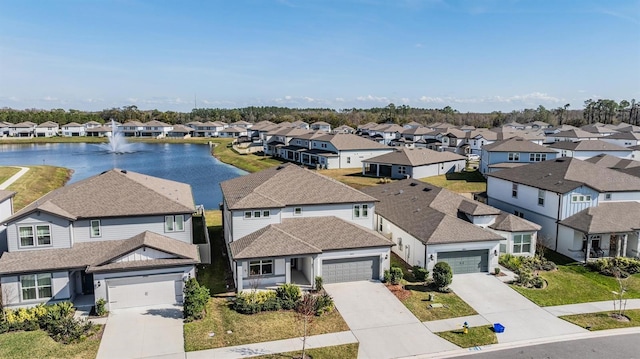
[0,166,29,189]
[545,299,640,316]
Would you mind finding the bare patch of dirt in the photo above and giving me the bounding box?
[386,284,411,301]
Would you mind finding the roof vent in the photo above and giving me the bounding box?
[121,170,127,174]
[423,187,431,192]
[555,159,565,162]
[276,165,286,170]
[410,182,418,187]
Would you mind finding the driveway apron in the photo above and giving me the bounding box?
[325,281,458,359]
[96,304,185,359]
[449,273,586,343]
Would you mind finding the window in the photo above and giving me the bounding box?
[90,220,101,237]
[514,210,524,218]
[346,157,351,164]
[294,207,302,216]
[538,189,545,206]
[164,215,184,232]
[244,211,252,219]
[244,210,270,219]
[508,153,520,161]
[398,238,403,250]
[353,204,369,218]
[398,166,407,175]
[20,273,52,301]
[512,183,518,198]
[571,194,592,203]
[513,234,532,254]
[529,153,547,162]
[605,193,612,200]
[249,260,273,276]
[19,225,51,247]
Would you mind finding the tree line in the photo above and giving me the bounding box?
[1,98,638,129]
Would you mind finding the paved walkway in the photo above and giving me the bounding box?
[0,166,29,189]
[449,273,587,343]
[546,299,640,316]
[325,281,458,359]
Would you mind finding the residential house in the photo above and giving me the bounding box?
[0,121,11,137]
[167,124,194,138]
[469,129,545,156]
[139,120,173,138]
[83,121,102,130]
[263,127,314,156]
[403,121,422,129]
[580,124,618,137]
[332,125,355,134]
[549,140,633,160]
[486,158,640,252]
[192,121,226,137]
[34,121,60,137]
[231,120,253,129]
[480,137,558,175]
[362,148,466,179]
[220,164,393,290]
[85,125,113,137]
[290,120,310,130]
[365,124,405,145]
[0,169,200,311]
[277,131,326,162]
[119,121,145,137]
[600,132,640,148]
[61,122,86,137]
[298,133,393,169]
[8,122,36,137]
[0,190,16,252]
[547,128,601,143]
[361,180,540,275]
[584,154,640,171]
[310,121,331,132]
[219,126,249,138]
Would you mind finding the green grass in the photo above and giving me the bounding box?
[561,309,640,331]
[195,210,232,295]
[0,167,21,184]
[510,263,640,306]
[211,138,283,173]
[252,344,359,359]
[0,327,103,359]
[436,326,497,348]
[5,166,72,211]
[183,297,350,351]
[420,170,486,193]
[318,168,388,190]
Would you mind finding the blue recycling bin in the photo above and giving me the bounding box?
[493,323,505,333]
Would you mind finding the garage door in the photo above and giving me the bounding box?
[437,250,488,274]
[322,257,379,284]
[107,274,182,310]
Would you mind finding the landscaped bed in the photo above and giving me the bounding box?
[435,326,497,348]
[560,309,640,331]
[0,327,103,359]
[183,297,350,351]
[420,170,486,193]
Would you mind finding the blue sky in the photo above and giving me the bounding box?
[1,0,639,113]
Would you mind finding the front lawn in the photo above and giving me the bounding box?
[253,343,359,359]
[196,210,232,295]
[561,309,640,331]
[436,326,497,348]
[510,264,640,306]
[0,327,103,359]
[183,297,350,351]
[420,170,486,193]
[401,284,477,322]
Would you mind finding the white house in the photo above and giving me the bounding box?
[600,132,640,148]
[61,122,86,137]
[310,121,331,132]
[547,129,601,143]
[362,147,466,179]
[480,137,558,175]
[35,121,60,137]
[0,189,16,253]
[9,122,36,137]
[220,164,393,291]
[549,140,633,160]
[361,180,540,275]
[0,169,201,311]
[139,120,173,138]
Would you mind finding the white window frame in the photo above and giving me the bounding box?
[346,157,351,164]
[513,234,532,254]
[18,224,52,248]
[20,273,52,301]
[90,219,101,238]
[249,259,274,276]
[529,153,547,162]
[514,210,524,218]
[605,193,612,200]
[354,204,369,218]
[571,194,592,203]
[164,215,185,232]
[538,189,545,206]
[512,183,518,198]
[243,210,270,219]
[293,207,302,216]
[508,152,520,161]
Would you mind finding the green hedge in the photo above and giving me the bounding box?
[232,284,334,316]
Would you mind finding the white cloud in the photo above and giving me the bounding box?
[419,96,446,103]
[356,95,390,103]
[335,97,345,102]
[43,96,58,101]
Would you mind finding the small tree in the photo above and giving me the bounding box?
[296,293,318,359]
[183,278,210,322]
[612,266,628,318]
[432,262,453,292]
[314,276,323,292]
[389,266,404,285]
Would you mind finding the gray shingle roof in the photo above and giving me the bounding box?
[220,163,378,210]
[548,129,599,139]
[363,148,465,167]
[482,137,557,153]
[4,169,195,223]
[487,157,640,193]
[558,202,640,234]
[230,216,393,259]
[549,140,631,152]
[361,180,505,245]
[0,231,199,275]
[313,133,391,150]
[585,154,640,169]
[0,189,16,203]
[489,212,541,232]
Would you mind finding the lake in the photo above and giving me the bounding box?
[0,142,247,209]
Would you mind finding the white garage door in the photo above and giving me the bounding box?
[322,257,379,284]
[107,274,182,310]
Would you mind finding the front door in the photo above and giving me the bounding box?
[81,272,94,295]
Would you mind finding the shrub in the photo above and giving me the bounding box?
[389,266,404,285]
[233,291,280,314]
[276,284,301,310]
[314,276,323,292]
[47,316,93,344]
[95,298,107,317]
[382,269,391,283]
[432,262,453,292]
[412,266,429,282]
[183,278,210,322]
[313,292,335,316]
[587,257,640,277]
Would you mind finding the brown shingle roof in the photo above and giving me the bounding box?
[220,163,378,210]
[482,137,557,153]
[0,231,199,275]
[489,212,541,232]
[313,133,391,150]
[585,154,640,169]
[363,148,465,167]
[558,202,640,234]
[488,157,640,193]
[549,140,631,152]
[548,129,599,139]
[0,189,16,203]
[5,169,195,223]
[230,216,393,259]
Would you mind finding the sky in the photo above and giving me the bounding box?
[0,0,639,113]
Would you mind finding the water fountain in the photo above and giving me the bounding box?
[99,119,135,153]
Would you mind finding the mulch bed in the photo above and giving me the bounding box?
[386,284,412,300]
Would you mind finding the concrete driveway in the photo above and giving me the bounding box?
[325,281,458,359]
[449,273,586,343]
[96,304,185,359]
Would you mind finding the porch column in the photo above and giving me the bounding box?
[376,164,380,177]
[617,236,622,257]
[623,234,629,257]
[236,263,243,292]
[585,234,591,262]
[285,258,291,284]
